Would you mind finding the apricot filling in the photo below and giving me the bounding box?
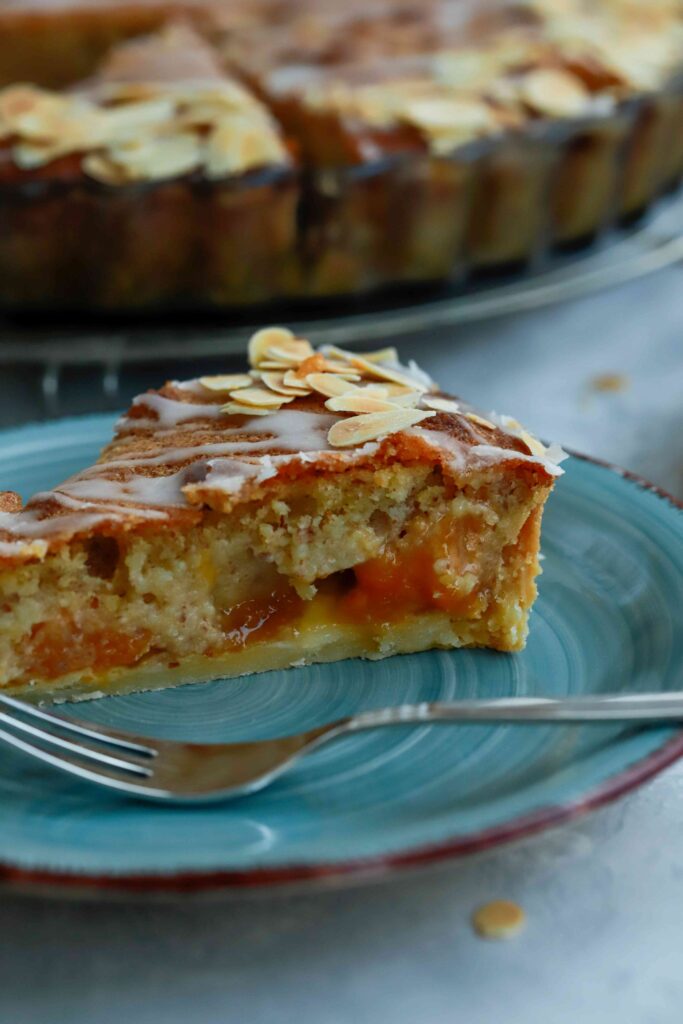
[16,509,535,685]
[341,515,487,622]
[220,588,304,651]
[25,618,152,682]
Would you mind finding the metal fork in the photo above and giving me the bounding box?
[1,691,683,804]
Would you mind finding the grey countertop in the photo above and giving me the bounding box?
[1,264,682,1023]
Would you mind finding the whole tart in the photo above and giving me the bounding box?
[0,327,564,701]
[0,1,681,308]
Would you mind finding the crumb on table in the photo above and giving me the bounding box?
[590,373,630,393]
[471,899,526,940]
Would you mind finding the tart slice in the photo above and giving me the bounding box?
[0,328,564,702]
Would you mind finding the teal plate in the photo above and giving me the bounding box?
[0,415,682,896]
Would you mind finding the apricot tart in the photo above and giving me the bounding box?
[0,327,564,701]
[1,2,683,309]
[0,3,682,309]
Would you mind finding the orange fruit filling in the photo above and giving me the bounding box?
[220,588,304,651]
[26,618,152,681]
[19,512,509,682]
[341,515,485,622]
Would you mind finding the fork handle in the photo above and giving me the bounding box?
[340,692,683,732]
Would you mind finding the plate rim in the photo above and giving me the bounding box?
[0,429,681,898]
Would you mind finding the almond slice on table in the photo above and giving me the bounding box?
[325,395,402,414]
[248,326,296,368]
[328,408,435,447]
[199,373,253,392]
[228,387,294,408]
[423,395,461,413]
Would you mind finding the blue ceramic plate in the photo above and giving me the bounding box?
[0,415,681,896]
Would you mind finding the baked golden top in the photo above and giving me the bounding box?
[0,327,565,566]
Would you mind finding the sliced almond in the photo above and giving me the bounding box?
[325,395,401,414]
[261,371,311,397]
[289,353,360,380]
[347,355,429,392]
[306,373,360,398]
[107,132,203,182]
[318,361,362,377]
[266,341,315,366]
[519,68,590,119]
[204,119,288,179]
[362,346,399,364]
[502,416,546,457]
[228,386,294,408]
[322,345,355,364]
[423,396,461,414]
[81,152,129,185]
[382,392,420,407]
[248,326,295,368]
[221,402,272,417]
[257,360,298,370]
[381,384,421,406]
[199,373,253,392]
[466,412,496,430]
[328,408,435,447]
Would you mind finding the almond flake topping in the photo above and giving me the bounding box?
[518,68,591,118]
[227,387,294,408]
[216,326,563,465]
[325,395,401,414]
[248,326,296,367]
[199,374,253,392]
[260,372,311,397]
[328,409,435,448]
[466,412,496,430]
[0,80,289,184]
[220,402,272,417]
[363,347,399,364]
[305,373,361,398]
[266,342,317,366]
[423,396,461,414]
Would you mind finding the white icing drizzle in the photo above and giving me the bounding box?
[0,357,564,558]
[120,392,226,430]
